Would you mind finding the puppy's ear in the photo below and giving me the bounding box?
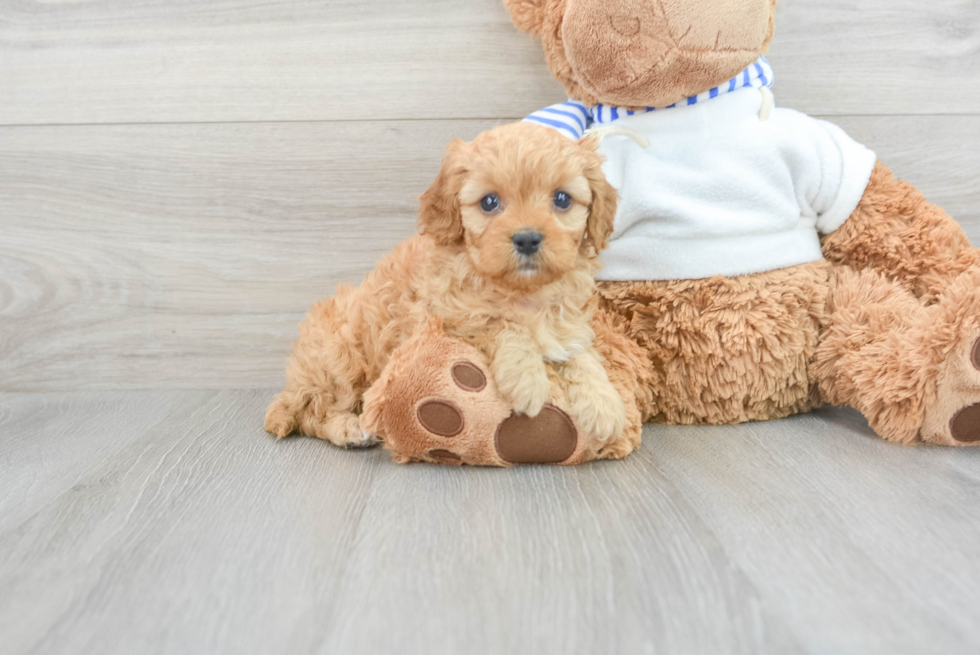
[581,144,618,252]
[419,139,467,246]
[503,0,547,37]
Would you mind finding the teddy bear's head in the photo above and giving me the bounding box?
[505,0,778,108]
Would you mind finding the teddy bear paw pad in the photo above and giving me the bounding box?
[494,404,578,464]
[948,339,980,442]
[451,361,487,392]
[951,404,980,443]
[950,338,980,443]
[416,399,465,437]
[923,335,980,446]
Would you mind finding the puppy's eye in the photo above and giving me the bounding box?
[480,194,500,213]
[553,190,573,211]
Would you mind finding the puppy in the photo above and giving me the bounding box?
[265,122,627,448]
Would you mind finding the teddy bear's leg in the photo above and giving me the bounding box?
[821,162,980,304]
[360,316,645,465]
[361,318,510,466]
[813,265,980,445]
[597,263,829,427]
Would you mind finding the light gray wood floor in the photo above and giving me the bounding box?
[2,1,980,653]
[3,391,980,654]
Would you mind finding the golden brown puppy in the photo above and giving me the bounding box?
[265,122,626,448]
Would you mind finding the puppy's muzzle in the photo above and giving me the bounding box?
[512,229,544,256]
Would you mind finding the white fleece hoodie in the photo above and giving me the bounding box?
[524,60,877,281]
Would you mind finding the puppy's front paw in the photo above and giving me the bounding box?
[496,366,551,418]
[568,379,627,443]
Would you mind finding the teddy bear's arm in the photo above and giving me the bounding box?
[821,161,980,302]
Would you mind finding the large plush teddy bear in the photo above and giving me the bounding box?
[364,0,980,465]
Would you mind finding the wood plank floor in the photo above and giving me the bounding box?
[2,390,980,655]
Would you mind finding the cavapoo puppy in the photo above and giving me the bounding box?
[265,122,626,449]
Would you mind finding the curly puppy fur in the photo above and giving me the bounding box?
[265,122,626,448]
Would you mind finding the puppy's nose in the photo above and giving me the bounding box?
[512,229,543,256]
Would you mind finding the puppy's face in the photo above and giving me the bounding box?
[419,122,617,292]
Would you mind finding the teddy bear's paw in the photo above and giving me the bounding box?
[407,360,578,466]
[922,336,980,446]
[948,336,980,444]
[388,357,512,466]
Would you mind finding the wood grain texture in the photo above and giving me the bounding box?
[0,390,383,655]
[1,0,978,125]
[2,116,978,391]
[0,0,565,126]
[2,390,979,654]
[0,390,206,534]
[650,409,980,655]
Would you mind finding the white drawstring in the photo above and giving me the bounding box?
[584,124,651,149]
[759,87,774,122]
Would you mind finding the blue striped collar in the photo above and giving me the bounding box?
[592,56,773,124]
[524,57,773,140]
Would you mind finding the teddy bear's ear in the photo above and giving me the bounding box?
[763,0,780,50]
[502,0,547,37]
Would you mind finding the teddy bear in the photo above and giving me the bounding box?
[362,0,980,465]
